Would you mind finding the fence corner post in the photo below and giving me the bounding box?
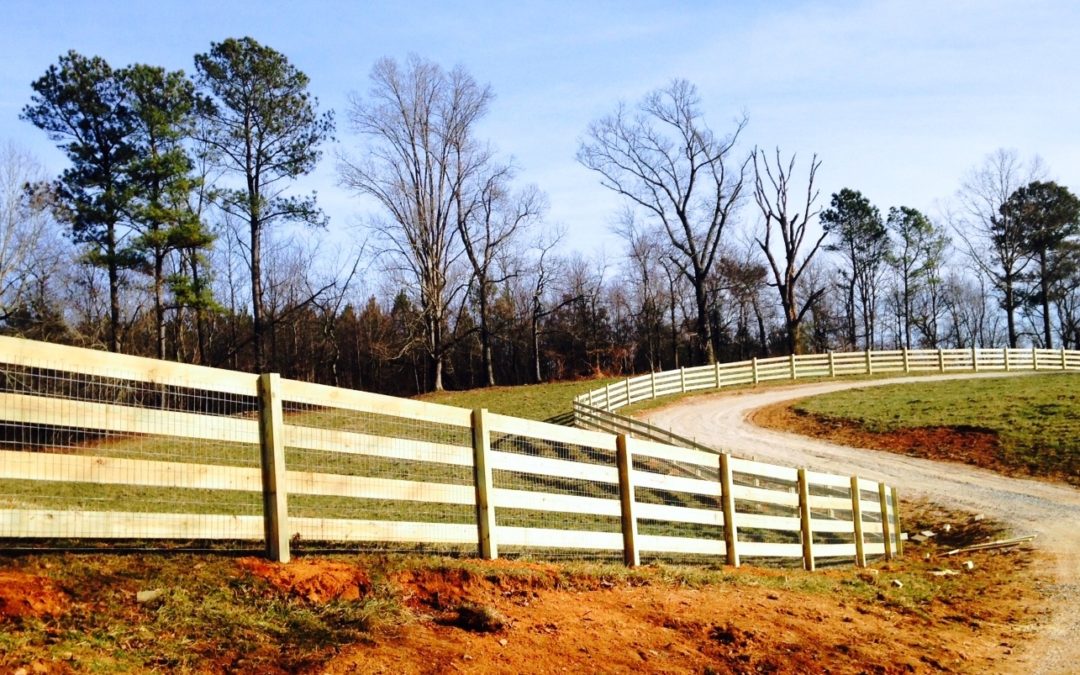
[878,483,893,561]
[797,468,814,571]
[719,453,739,567]
[850,476,865,568]
[471,408,498,560]
[616,435,639,567]
[258,372,290,564]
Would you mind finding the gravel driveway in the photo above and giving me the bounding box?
[639,373,1080,675]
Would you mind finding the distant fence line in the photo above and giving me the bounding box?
[573,347,1080,417]
[0,337,904,571]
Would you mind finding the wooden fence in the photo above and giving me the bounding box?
[574,346,1080,415]
[0,336,902,570]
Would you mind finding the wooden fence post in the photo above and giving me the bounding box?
[1004,347,1010,372]
[752,357,760,384]
[650,371,657,399]
[797,468,814,571]
[971,346,979,373]
[715,361,722,389]
[625,378,632,405]
[258,373,290,563]
[471,408,498,560]
[891,486,903,557]
[1062,348,1068,371]
[878,483,892,561]
[937,348,945,373]
[789,353,797,380]
[719,453,739,567]
[902,348,910,373]
[828,351,835,378]
[680,367,686,392]
[850,476,865,568]
[1032,346,1039,371]
[864,350,873,375]
[616,435,639,567]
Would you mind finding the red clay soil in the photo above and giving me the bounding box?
[321,550,1042,675]
[751,404,1007,473]
[0,571,69,620]
[237,557,371,603]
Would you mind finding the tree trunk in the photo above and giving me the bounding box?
[1004,273,1018,348]
[154,252,166,360]
[693,277,716,364]
[250,217,264,372]
[478,281,495,386]
[1040,251,1053,348]
[107,222,121,353]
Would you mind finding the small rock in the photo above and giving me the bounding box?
[920,530,936,538]
[767,593,780,600]
[972,514,985,522]
[891,580,904,588]
[136,589,165,603]
[942,524,952,533]
[928,570,959,577]
[923,553,932,561]
[962,560,976,571]
[499,638,508,647]
[463,654,473,661]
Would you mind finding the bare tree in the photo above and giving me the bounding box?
[752,148,825,354]
[0,143,55,321]
[951,149,1044,347]
[459,170,545,386]
[578,79,747,364]
[340,55,492,391]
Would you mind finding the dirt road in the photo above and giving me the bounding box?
[640,373,1080,675]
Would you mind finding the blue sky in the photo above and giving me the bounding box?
[2,0,1078,262]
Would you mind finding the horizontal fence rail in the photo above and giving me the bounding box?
[574,346,1080,417]
[0,337,906,570]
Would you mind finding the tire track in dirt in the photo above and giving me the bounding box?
[639,373,1080,675]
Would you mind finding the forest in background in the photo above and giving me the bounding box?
[4,38,1079,396]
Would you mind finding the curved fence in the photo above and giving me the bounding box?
[574,347,1080,416]
[0,336,903,571]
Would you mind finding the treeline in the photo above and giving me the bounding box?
[3,41,1078,396]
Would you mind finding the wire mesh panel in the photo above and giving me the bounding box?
[0,337,264,546]
[278,380,477,554]
[629,438,724,564]
[486,414,623,560]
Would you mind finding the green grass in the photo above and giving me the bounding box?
[793,373,1080,482]
[418,376,624,422]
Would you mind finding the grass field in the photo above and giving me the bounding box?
[792,373,1080,482]
[418,376,623,422]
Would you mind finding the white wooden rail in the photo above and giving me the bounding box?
[0,336,903,569]
[575,346,1080,415]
